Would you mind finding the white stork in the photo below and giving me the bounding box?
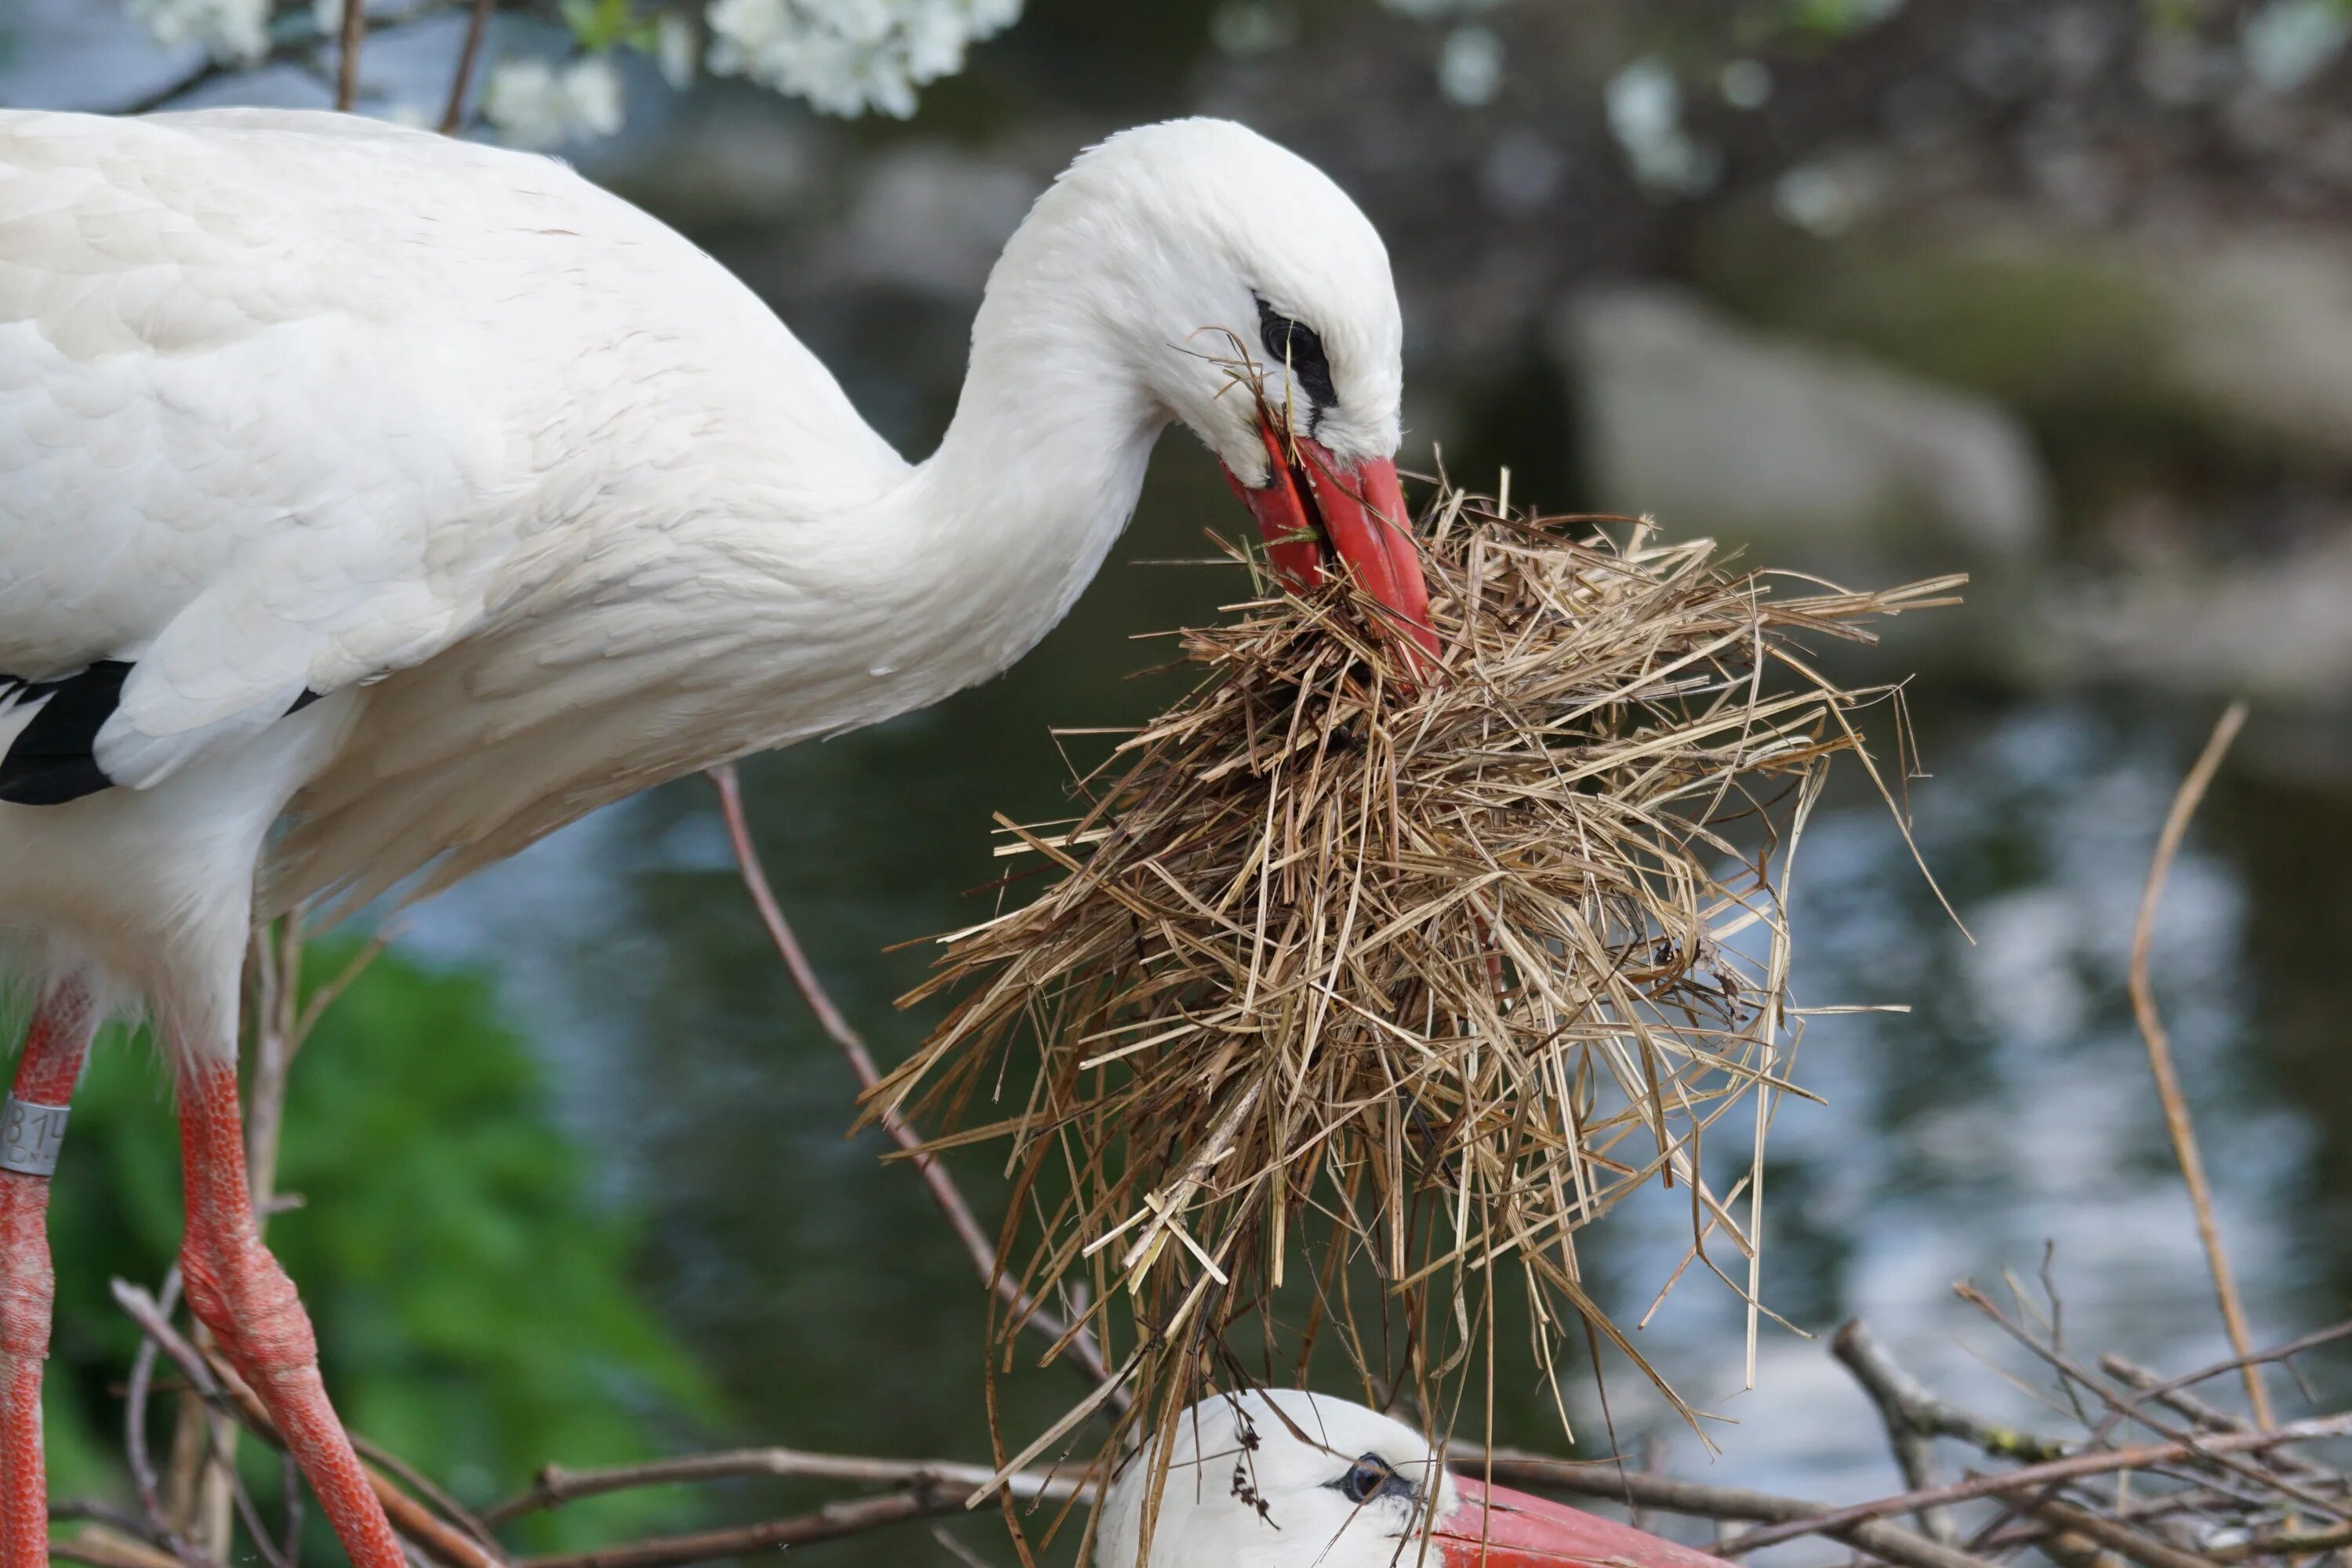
[1098,1389,1731,1568]
[0,108,1438,1568]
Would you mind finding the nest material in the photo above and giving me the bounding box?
[873,481,1956,1502]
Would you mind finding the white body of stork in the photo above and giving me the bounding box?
[0,107,1434,1568]
[1098,1390,1730,1568]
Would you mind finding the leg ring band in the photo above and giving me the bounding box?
[0,1097,70,1178]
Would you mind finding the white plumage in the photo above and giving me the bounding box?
[1094,1390,1730,1568]
[0,104,1438,1568]
[0,107,1408,1054]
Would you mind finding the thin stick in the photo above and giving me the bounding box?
[334,0,365,110]
[517,1492,983,1568]
[1715,1412,2352,1555]
[2129,701,2268,1428]
[111,1280,508,1568]
[1832,1322,1958,1544]
[440,0,495,133]
[485,1446,1083,1528]
[2024,1497,2216,1568]
[704,764,1113,1390]
[52,1535,185,1568]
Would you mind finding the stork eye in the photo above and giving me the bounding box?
[1255,296,1338,411]
[1333,1453,1410,1506]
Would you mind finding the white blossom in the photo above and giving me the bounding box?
[706,0,1023,118]
[1605,55,1720,197]
[1436,24,1501,106]
[482,55,627,148]
[656,12,699,89]
[125,0,271,64]
[2242,0,2351,93]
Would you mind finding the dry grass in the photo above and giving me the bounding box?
[869,477,1958,1547]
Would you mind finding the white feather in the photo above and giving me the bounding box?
[0,107,1404,1051]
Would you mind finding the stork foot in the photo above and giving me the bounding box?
[0,987,94,1568]
[176,1060,405,1568]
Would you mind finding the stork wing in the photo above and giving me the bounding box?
[0,108,902,801]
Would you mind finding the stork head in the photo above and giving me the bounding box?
[1094,1390,1730,1568]
[1007,118,1438,663]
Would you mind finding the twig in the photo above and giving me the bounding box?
[110,1281,509,1568]
[1834,1319,2069,1464]
[2098,1354,2332,1485]
[122,1270,187,1557]
[1838,1322,1951,1544]
[2129,701,2270,1428]
[1952,1282,2348,1525]
[441,0,496,132]
[354,1431,506,1554]
[1473,1452,2003,1568]
[2118,1319,2352,1415]
[931,1523,997,1568]
[2024,1497,2216,1568]
[704,764,1115,1392]
[1833,1318,2054,1547]
[516,1492,985,1568]
[334,0,367,110]
[485,1446,1083,1528]
[53,1534,186,1568]
[1715,1413,2352,1555]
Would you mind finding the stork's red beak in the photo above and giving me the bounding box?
[1220,416,1441,671]
[1437,1478,1733,1568]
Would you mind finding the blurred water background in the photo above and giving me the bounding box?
[9,0,2352,1558]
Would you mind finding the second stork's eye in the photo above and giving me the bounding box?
[1256,296,1338,410]
[1334,1453,1411,1506]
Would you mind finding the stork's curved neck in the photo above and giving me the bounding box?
[869,213,1170,710]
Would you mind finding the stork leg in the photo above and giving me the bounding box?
[0,985,94,1568]
[173,1059,405,1568]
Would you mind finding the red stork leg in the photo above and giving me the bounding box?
[0,985,95,1568]
[173,1059,405,1568]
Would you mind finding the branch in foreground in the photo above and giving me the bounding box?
[485,1446,1082,1529]
[2128,700,2270,1430]
[706,764,1116,1394]
[514,1468,1080,1568]
[515,1492,971,1568]
[110,1280,507,1568]
[1717,1413,2352,1556]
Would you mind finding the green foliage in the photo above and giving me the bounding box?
[561,0,660,54]
[37,945,710,1548]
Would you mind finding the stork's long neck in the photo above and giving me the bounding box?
[862,216,1169,711]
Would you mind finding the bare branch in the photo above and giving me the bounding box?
[441,0,496,133]
[1716,1413,2352,1555]
[334,0,367,110]
[516,1491,990,1568]
[704,764,1116,1393]
[2129,701,2270,1428]
[110,1280,510,1568]
[485,1446,1083,1528]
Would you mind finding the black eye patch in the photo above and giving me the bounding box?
[1328,1452,1416,1508]
[1255,296,1339,412]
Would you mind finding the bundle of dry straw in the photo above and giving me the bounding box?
[873,477,1955,1508]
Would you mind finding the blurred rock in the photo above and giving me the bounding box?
[2053,531,2352,702]
[1697,211,2352,475]
[1555,284,2051,564]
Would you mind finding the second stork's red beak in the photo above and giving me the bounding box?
[1436,1478,1733,1568]
[1221,418,1442,670]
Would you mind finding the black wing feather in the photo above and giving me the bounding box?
[0,662,132,806]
